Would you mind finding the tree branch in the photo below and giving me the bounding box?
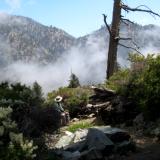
[118,43,144,56]
[120,15,134,25]
[121,18,134,25]
[116,37,132,41]
[102,14,111,35]
[122,5,160,18]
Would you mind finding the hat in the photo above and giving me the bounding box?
[54,95,63,102]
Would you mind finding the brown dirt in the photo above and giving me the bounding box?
[123,128,160,160]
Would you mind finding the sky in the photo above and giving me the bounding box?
[0,0,160,37]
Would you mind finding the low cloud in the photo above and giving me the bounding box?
[0,23,160,94]
[0,35,107,94]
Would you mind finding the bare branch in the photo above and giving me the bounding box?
[102,14,111,35]
[132,41,140,49]
[117,37,132,41]
[135,5,153,10]
[122,5,160,18]
[119,37,140,49]
[121,18,134,24]
[118,43,144,56]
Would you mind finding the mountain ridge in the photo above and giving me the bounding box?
[0,14,160,66]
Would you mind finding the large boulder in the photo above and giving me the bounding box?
[95,126,130,143]
[54,126,134,160]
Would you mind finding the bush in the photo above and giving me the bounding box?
[0,81,61,137]
[107,53,160,120]
[106,69,130,92]
[47,87,91,118]
[127,54,160,120]
[0,107,37,160]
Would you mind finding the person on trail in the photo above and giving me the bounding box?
[54,95,69,126]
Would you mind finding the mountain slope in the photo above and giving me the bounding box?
[0,14,160,67]
[0,14,160,91]
[0,14,75,65]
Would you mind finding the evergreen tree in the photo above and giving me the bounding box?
[68,73,80,88]
[32,81,44,107]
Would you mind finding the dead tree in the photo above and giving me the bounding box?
[104,0,160,79]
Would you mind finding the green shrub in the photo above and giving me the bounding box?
[0,82,44,108]
[108,53,160,120]
[0,82,46,137]
[106,69,130,92]
[47,87,91,117]
[0,107,37,160]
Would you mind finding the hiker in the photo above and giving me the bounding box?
[54,95,69,126]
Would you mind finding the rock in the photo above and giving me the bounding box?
[89,86,116,103]
[55,132,74,148]
[55,126,133,160]
[86,104,93,108]
[91,86,116,96]
[65,131,74,136]
[64,141,86,152]
[61,151,81,160]
[133,113,145,129]
[99,96,137,125]
[116,140,136,154]
[73,129,88,143]
[88,113,95,118]
[95,126,130,143]
[71,118,79,122]
[85,128,114,151]
[152,127,160,137]
[85,149,103,160]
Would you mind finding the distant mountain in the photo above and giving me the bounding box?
[78,23,160,63]
[0,14,75,66]
[0,14,160,67]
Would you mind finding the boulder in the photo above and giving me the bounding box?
[61,151,81,160]
[95,126,130,143]
[54,126,134,160]
[133,113,145,129]
[90,86,116,103]
[73,129,88,143]
[85,128,114,151]
[99,96,138,125]
[71,118,79,122]
[55,131,74,148]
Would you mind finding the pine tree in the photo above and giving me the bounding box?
[68,73,80,88]
[32,81,44,107]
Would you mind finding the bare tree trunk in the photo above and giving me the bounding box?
[107,0,121,79]
[105,0,160,79]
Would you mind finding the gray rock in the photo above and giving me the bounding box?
[55,131,74,148]
[55,126,133,160]
[152,127,160,137]
[73,129,88,143]
[85,128,114,150]
[85,149,103,160]
[71,118,79,122]
[95,126,130,143]
[61,151,81,160]
[133,113,145,129]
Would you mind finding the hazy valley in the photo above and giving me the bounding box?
[0,14,160,92]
